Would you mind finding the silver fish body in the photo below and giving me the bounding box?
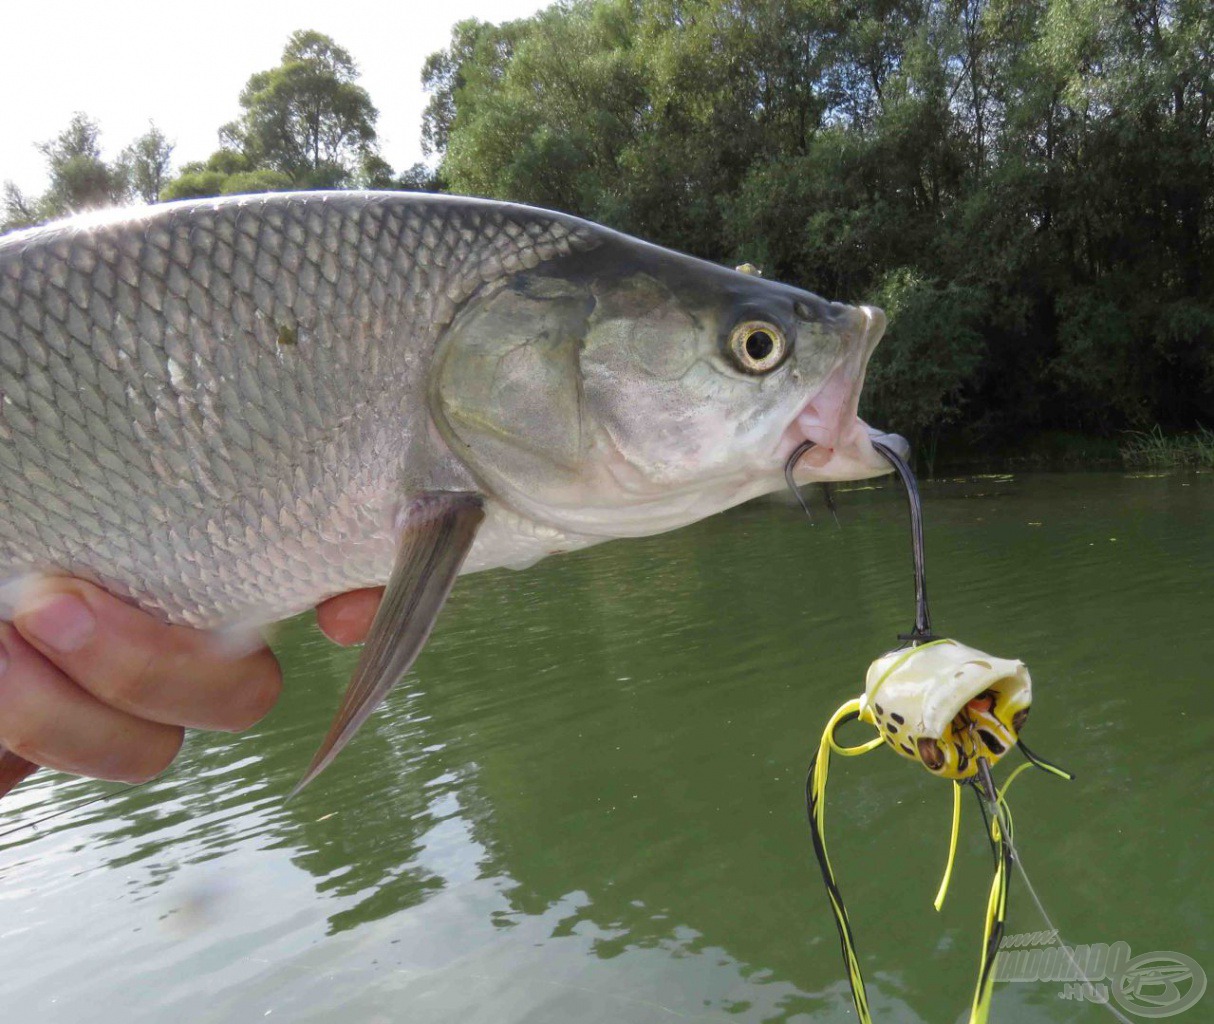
[0,190,901,785]
[0,192,894,630]
[0,193,605,626]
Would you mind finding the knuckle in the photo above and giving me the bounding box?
[3,729,44,767]
[104,649,158,712]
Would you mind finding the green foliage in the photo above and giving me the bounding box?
[394,162,447,193]
[2,30,417,227]
[157,29,398,202]
[1,181,39,232]
[119,124,174,204]
[219,30,379,188]
[160,170,229,202]
[218,169,297,195]
[37,113,128,215]
[180,150,252,177]
[1121,425,1214,468]
[160,150,247,201]
[4,10,1210,455]
[159,141,297,200]
[2,113,129,230]
[860,269,986,443]
[421,0,1214,448]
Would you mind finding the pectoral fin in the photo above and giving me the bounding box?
[292,492,485,796]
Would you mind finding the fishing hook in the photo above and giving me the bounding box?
[784,441,817,522]
[871,439,934,643]
[783,441,841,527]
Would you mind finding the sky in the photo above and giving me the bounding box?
[1,0,549,196]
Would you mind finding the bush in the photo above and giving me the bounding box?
[860,268,987,454]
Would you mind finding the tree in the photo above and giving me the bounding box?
[159,29,389,200]
[860,268,987,454]
[220,30,380,188]
[160,150,295,201]
[37,113,128,215]
[395,161,446,193]
[1,181,39,233]
[419,0,1214,448]
[2,112,132,233]
[119,123,175,204]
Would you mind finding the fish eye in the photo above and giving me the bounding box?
[728,320,787,374]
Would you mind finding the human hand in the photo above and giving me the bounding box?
[315,587,385,646]
[0,580,280,795]
[0,581,388,796]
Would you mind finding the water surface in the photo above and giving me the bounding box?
[2,471,1210,1021]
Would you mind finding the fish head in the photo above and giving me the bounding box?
[431,232,902,537]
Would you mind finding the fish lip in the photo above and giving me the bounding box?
[776,410,894,481]
[865,426,910,462]
[775,305,905,481]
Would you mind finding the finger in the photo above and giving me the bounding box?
[0,745,39,797]
[0,625,183,782]
[316,588,384,646]
[12,579,282,733]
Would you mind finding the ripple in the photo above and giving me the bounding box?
[1,471,1211,1022]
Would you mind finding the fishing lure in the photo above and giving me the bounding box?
[788,439,1073,1024]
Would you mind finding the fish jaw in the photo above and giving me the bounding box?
[776,305,906,482]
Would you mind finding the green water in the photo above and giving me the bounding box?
[2,471,1211,1022]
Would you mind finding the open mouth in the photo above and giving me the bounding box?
[777,305,908,481]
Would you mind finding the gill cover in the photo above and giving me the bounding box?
[432,268,746,534]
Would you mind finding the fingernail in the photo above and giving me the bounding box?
[19,594,96,653]
[0,638,8,677]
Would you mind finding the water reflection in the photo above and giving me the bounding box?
[1,472,1211,1022]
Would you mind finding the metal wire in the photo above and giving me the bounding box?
[871,439,933,642]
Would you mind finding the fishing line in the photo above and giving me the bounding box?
[983,786,1135,1024]
[800,434,1105,1023]
[871,439,933,641]
[972,754,1132,1024]
[820,483,837,521]
[1011,847,1135,1023]
[0,781,142,843]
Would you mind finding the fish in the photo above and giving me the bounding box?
[0,190,904,791]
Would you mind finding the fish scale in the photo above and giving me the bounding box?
[0,188,914,794]
[0,192,598,627]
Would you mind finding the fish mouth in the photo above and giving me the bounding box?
[777,305,909,481]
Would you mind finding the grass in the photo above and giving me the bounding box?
[1120,425,1214,468]
[933,431,1125,472]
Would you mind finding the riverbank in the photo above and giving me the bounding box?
[924,428,1214,474]
[1119,426,1214,469]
